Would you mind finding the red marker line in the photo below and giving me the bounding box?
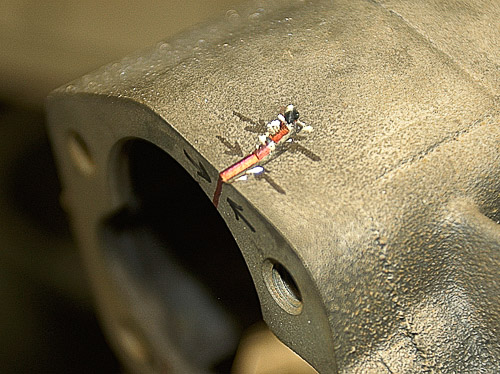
[212,121,290,207]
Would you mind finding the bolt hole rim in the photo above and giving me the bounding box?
[67,131,95,176]
[263,259,303,315]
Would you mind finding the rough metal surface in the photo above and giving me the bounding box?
[47,0,500,373]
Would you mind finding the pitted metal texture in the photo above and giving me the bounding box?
[47,0,500,373]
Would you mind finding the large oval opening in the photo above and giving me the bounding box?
[100,139,262,372]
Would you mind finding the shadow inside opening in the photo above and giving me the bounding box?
[100,139,262,372]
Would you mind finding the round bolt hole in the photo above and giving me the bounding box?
[68,131,95,176]
[264,260,303,315]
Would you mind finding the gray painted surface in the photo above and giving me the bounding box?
[47,0,500,372]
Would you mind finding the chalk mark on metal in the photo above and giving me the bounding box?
[183,149,211,183]
[227,197,256,232]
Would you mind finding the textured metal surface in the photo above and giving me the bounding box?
[47,0,500,372]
